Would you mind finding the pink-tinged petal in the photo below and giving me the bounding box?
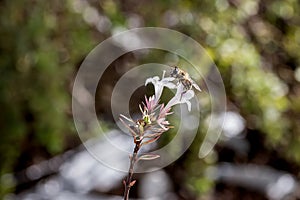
[160,103,165,112]
[161,120,170,125]
[156,119,169,130]
[158,105,172,120]
[158,125,168,131]
[145,96,150,109]
[149,96,153,109]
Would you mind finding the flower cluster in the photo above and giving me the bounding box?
[120,70,200,147]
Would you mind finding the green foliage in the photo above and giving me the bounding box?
[0,0,95,196]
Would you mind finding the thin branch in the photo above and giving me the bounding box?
[123,140,141,200]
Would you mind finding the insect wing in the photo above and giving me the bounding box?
[191,79,201,91]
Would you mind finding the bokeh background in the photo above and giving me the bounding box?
[1,0,300,199]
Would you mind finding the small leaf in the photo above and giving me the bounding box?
[143,132,163,138]
[119,117,137,137]
[141,136,160,146]
[138,154,160,161]
[120,114,135,123]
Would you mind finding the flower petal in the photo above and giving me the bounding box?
[163,82,177,89]
[145,76,160,86]
[161,77,176,82]
[185,101,192,112]
[182,90,194,101]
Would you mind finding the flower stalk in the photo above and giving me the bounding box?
[121,69,201,199]
[123,140,141,200]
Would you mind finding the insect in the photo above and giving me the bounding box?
[170,66,201,93]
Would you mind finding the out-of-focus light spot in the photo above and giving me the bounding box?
[271,81,289,98]
[222,112,245,138]
[279,4,294,19]
[265,107,280,122]
[241,0,258,16]
[267,174,295,200]
[112,29,142,51]
[96,16,111,33]
[231,25,247,40]
[69,0,112,33]
[60,153,95,193]
[206,34,219,47]
[83,6,99,25]
[199,17,215,33]
[204,112,245,138]
[220,39,240,56]
[101,0,117,16]
[26,165,42,180]
[70,0,88,13]
[139,170,172,199]
[208,163,296,198]
[112,26,128,35]
[163,10,179,27]
[44,179,61,195]
[180,12,194,25]
[250,19,269,37]
[48,156,63,172]
[294,67,300,82]
[127,14,144,28]
[271,2,294,19]
[215,0,229,12]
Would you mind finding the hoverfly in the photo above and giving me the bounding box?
[170,66,201,92]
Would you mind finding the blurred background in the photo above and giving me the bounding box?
[1,0,300,199]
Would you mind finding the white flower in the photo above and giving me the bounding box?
[145,71,176,103]
[165,83,195,111]
[145,69,200,112]
[120,69,201,146]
